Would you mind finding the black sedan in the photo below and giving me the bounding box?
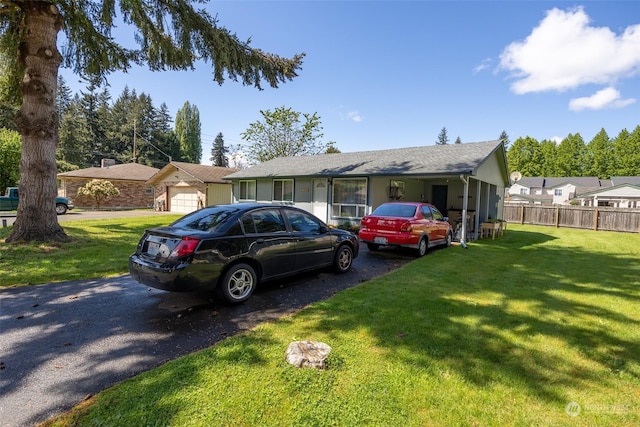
[129,203,359,304]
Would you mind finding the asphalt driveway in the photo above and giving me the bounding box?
[0,245,413,427]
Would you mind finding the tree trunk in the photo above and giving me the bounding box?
[6,2,70,243]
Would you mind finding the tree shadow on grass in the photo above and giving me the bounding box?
[302,228,640,404]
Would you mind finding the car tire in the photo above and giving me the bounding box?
[218,263,257,304]
[55,203,67,215]
[417,237,428,257]
[366,243,379,251]
[446,231,453,247]
[334,245,353,273]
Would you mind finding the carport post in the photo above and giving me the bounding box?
[460,174,469,244]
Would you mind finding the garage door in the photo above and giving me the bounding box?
[168,187,198,213]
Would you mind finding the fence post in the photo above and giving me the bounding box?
[520,205,524,224]
[593,208,599,231]
[555,207,559,228]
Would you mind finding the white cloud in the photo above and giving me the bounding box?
[569,87,636,111]
[347,111,363,123]
[473,58,493,74]
[499,6,640,94]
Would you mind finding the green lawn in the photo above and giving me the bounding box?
[0,215,181,287]
[32,223,640,426]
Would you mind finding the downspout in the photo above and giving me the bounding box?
[460,174,469,247]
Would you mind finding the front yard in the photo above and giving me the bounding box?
[40,224,640,426]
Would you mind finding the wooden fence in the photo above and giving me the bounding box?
[503,205,640,233]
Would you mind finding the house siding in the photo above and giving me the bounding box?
[60,178,154,209]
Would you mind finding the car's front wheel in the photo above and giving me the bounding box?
[55,203,67,215]
[445,231,453,247]
[334,245,354,273]
[218,263,257,304]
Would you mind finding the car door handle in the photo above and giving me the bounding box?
[255,238,265,244]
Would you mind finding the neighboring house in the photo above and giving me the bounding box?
[508,176,640,207]
[576,177,640,208]
[224,140,510,238]
[508,176,608,205]
[57,160,159,209]
[147,162,238,213]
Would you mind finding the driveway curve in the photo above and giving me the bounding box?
[0,244,413,426]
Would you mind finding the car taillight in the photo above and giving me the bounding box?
[170,237,200,258]
[400,222,412,232]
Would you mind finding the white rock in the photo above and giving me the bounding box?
[285,341,332,369]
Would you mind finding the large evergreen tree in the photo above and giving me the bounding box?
[175,101,202,164]
[1,1,304,243]
[210,132,229,167]
[613,126,640,176]
[585,128,613,178]
[555,133,587,177]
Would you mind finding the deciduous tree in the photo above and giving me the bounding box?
[76,179,120,208]
[175,101,201,164]
[242,106,333,163]
[1,1,304,243]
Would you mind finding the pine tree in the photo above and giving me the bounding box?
[436,127,449,145]
[210,133,229,167]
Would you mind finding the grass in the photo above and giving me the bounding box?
[0,215,181,287]
[34,224,640,426]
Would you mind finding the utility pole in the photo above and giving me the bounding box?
[133,119,137,163]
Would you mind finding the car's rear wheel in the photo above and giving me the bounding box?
[366,243,379,251]
[417,237,428,257]
[55,203,67,215]
[218,263,257,304]
[334,245,353,273]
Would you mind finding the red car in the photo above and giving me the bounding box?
[359,202,453,256]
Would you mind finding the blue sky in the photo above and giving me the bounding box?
[60,1,640,165]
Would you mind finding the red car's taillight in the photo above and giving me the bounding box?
[170,237,200,258]
[400,222,412,232]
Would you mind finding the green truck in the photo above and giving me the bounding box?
[0,187,74,215]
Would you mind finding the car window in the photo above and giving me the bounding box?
[285,210,322,234]
[421,206,433,220]
[241,209,286,234]
[173,208,236,232]
[372,204,417,217]
[431,207,444,221]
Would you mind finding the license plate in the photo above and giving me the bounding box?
[374,237,387,244]
[147,241,160,256]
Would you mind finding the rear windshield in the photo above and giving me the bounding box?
[372,204,417,218]
[171,206,239,232]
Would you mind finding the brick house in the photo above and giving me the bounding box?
[57,160,159,209]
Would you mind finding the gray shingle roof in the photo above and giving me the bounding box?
[57,163,159,181]
[147,162,239,184]
[610,176,640,186]
[226,140,503,179]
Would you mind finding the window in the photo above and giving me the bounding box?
[273,179,294,202]
[145,186,154,195]
[554,189,563,196]
[332,178,367,218]
[520,188,529,195]
[285,209,322,234]
[239,180,256,201]
[241,209,286,234]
